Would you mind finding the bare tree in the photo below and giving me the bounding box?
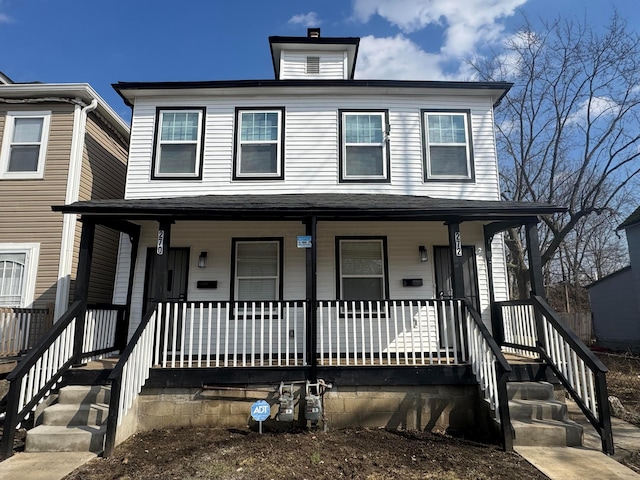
[472,13,640,298]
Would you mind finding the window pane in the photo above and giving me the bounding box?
[345,115,382,143]
[237,279,276,301]
[240,144,277,174]
[428,114,466,144]
[343,278,383,300]
[341,241,383,275]
[345,146,383,176]
[8,146,40,172]
[429,146,468,176]
[158,144,197,174]
[0,254,26,306]
[237,242,278,276]
[161,112,199,141]
[241,112,279,141]
[13,118,43,143]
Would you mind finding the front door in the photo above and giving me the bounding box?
[433,246,480,310]
[143,247,190,312]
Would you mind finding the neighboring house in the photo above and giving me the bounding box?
[0,72,129,327]
[0,30,615,459]
[587,206,640,352]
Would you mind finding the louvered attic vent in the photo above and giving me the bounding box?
[306,56,320,74]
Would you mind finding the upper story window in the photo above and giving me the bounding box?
[336,237,388,301]
[0,111,51,179]
[152,107,205,180]
[422,110,474,182]
[339,110,390,183]
[234,108,285,180]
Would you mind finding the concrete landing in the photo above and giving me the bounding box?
[0,451,96,480]
[515,446,639,479]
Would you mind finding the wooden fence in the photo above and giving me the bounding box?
[558,312,593,345]
[0,305,54,357]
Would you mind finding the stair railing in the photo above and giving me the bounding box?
[104,303,159,457]
[531,295,613,454]
[463,300,513,451]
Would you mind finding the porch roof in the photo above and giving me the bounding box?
[53,193,565,222]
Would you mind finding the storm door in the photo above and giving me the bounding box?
[433,246,479,310]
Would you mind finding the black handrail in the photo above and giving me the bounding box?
[104,303,158,457]
[531,296,613,454]
[463,300,513,451]
[0,301,83,459]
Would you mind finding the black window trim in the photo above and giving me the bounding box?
[230,237,284,302]
[233,106,285,181]
[334,236,390,301]
[338,109,391,184]
[151,106,206,181]
[421,108,475,183]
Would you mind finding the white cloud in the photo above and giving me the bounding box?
[288,12,321,27]
[568,97,621,125]
[352,0,527,80]
[356,35,453,80]
[0,13,12,23]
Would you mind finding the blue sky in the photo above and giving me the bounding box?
[1,0,637,122]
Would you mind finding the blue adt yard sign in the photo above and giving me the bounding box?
[251,400,270,422]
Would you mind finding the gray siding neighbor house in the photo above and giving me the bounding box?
[587,206,640,352]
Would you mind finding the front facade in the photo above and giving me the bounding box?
[0,30,615,458]
[0,75,130,321]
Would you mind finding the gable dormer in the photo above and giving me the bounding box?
[269,28,360,80]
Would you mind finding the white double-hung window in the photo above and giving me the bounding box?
[423,110,474,181]
[0,111,51,179]
[340,110,389,182]
[337,238,387,300]
[152,108,205,179]
[0,244,39,307]
[233,239,282,301]
[234,108,284,179]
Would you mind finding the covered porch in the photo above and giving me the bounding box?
[0,194,614,458]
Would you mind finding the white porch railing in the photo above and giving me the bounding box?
[498,301,539,359]
[317,299,466,366]
[82,305,125,363]
[154,301,306,368]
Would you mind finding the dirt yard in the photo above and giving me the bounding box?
[63,427,547,480]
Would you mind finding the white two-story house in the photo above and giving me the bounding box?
[1,30,615,459]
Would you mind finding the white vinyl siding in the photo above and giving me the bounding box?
[279,51,347,79]
[0,111,51,179]
[125,94,500,200]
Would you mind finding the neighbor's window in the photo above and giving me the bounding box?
[0,244,39,307]
[423,110,474,181]
[152,108,205,179]
[233,239,282,301]
[337,238,387,300]
[0,111,51,179]
[234,108,284,179]
[340,111,389,182]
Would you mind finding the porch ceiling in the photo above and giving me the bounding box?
[53,193,565,222]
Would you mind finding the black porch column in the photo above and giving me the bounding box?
[154,220,172,304]
[524,220,545,299]
[305,216,318,381]
[72,218,95,366]
[447,221,465,299]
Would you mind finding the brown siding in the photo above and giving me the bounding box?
[75,113,128,303]
[0,104,75,307]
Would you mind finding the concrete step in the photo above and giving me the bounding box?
[509,398,568,422]
[25,424,106,453]
[58,385,110,405]
[512,418,583,447]
[42,402,109,426]
[507,381,554,401]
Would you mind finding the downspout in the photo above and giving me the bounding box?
[54,98,98,320]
